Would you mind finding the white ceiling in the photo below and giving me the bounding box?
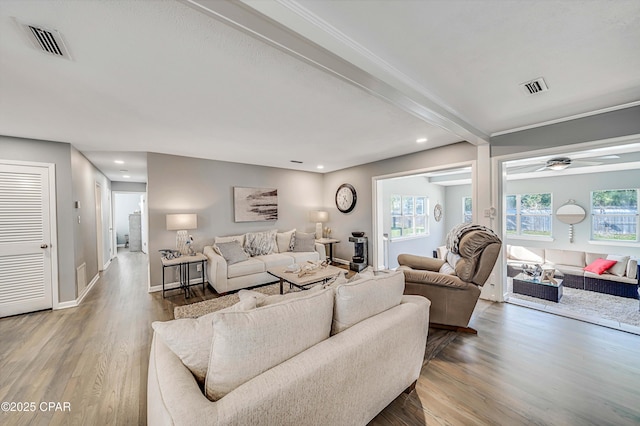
[1,0,639,183]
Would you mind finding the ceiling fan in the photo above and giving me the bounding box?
[507,154,620,173]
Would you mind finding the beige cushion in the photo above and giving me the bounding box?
[606,254,630,277]
[214,234,245,247]
[627,258,638,279]
[508,246,544,263]
[244,230,277,256]
[205,287,334,401]
[284,251,320,263]
[275,229,296,253]
[238,284,324,307]
[253,253,294,269]
[545,249,585,268]
[227,257,265,278]
[150,297,257,385]
[332,270,405,335]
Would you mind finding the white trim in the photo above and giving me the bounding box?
[371,160,476,271]
[492,101,640,136]
[507,235,555,242]
[54,273,100,310]
[389,234,429,243]
[588,240,640,248]
[103,258,112,271]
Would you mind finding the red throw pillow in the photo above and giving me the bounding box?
[584,258,618,275]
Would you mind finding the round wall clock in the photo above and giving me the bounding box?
[335,183,357,213]
[434,203,443,222]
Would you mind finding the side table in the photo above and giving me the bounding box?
[161,253,207,299]
[315,238,340,264]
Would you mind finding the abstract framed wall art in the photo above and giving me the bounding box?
[233,187,278,222]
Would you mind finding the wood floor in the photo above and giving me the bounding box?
[1,251,639,425]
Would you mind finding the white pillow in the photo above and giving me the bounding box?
[205,287,334,401]
[275,229,296,253]
[627,258,637,279]
[151,297,257,385]
[439,262,456,275]
[606,255,630,277]
[332,270,405,335]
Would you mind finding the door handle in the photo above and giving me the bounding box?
[41,244,49,249]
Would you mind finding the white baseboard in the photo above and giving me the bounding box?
[54,273,99,310]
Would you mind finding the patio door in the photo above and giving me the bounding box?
[0,161,54,317]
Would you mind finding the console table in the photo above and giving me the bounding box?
[161,253,207,298]
[315,238,340,264]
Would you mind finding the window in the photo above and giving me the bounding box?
[506,193,552,237]
[462,196,472,223]
[391,195,428,238]
[591,189,638,242]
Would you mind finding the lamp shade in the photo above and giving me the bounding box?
[309,210,329,223]
[166,213,197,231]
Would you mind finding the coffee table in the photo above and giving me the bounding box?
[268,264,345,294]
[513,273,563,302]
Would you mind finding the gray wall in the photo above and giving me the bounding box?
[0,136,76,302]
[147,153,324,287]
[71,147,111,281]
[323,142,477,263]
[444,184,472,232]
[381,175,446,269]
[491,105,640,157]
[506,169,640,258]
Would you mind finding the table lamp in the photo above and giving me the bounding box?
[166,213,197,255]
[309,210,328,239]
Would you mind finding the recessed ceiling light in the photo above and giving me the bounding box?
[317,165,324,170]
[416,138,428,143]
[123,175,130,178]
[114,160,124,164]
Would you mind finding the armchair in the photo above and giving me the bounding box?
[398,227,501,333]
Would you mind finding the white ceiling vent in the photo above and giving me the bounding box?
[520,77,548,95]
[15,19,72,60]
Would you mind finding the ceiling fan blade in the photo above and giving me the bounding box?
[573,160,602,166]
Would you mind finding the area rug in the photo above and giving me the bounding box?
[508,287,640,327]
[174,284,458,363]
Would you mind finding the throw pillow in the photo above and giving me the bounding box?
[275,229,296,253]
[244,230,277,256]
[292,232,315,252]
[215,241,249,265]
[205,287,334,401]
[439,262,456,275]
[331,270,405,335]
[605,255,630,277]
[627,258,638,280]
[584,258,618,275]
[214,234,245,247]
[151,297,257,385]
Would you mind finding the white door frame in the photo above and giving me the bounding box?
[0,159,59,310]
[371,160,477,271]
[95,183,104,272]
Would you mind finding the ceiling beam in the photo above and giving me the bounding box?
[182,0,489,145]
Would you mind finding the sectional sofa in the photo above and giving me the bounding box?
[148,271,430,425]
[506,245,639,299]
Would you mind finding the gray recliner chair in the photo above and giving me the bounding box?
[398,226,502,334]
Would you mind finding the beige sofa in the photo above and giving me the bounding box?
[148,271,430,425]
[204,230,326,294]
[506,245,639,298]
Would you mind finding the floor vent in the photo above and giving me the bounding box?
[15,19,72,60]
[520,77,549,95]
[76,263,87,296]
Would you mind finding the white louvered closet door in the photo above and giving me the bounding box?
[0,163,53,317]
